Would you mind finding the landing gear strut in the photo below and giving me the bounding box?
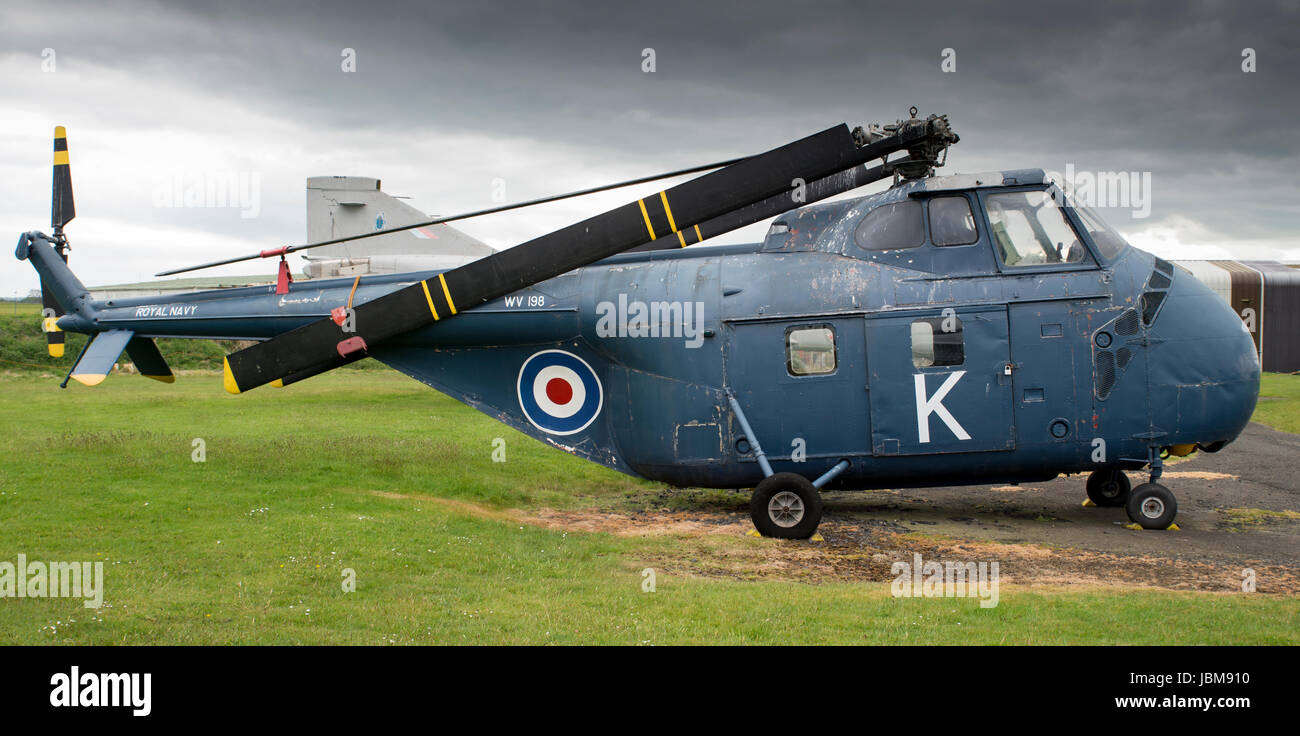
[1121,448,1178,530]
[727,392,845,539]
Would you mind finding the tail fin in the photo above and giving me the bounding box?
[124,336,176,383]
[18,128,176,388]
[304,176,495,261]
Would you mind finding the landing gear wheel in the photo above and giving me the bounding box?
[1126,483,1177,530]
[1086,469,1131,507]
[750,472,823,540]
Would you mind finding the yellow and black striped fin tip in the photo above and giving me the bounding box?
[48,344,64,358]
[53,128,69,164]
[144,373,176,384]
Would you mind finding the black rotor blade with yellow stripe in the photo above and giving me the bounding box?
[52,126,75,231]
[40,280,65,357]
[629,162,890,251]
[44,126,74,357]
[223,120,945,393]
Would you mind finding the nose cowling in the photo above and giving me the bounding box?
[1145,262,1260,449]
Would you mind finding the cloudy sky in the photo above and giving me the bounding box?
[1,0,1296,296]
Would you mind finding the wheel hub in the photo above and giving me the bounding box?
[768,490,805,528]
[1141,497,1165,519]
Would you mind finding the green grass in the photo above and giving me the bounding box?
[1255,373,1300,434]
[1,371,1298,644]
[0,311,232,372]
[0,312,387,373]
[1219,507,1300,531]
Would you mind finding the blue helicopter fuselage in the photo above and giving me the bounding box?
[61,169,1260,491]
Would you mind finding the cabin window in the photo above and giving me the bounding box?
[787,325,837,376]
[854,200,924,251]
[985,190,1087,267]
[911,317,964,367]
[928,196,979,246]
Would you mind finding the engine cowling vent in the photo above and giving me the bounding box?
[1139,261,1174,326]
[1092,303,1148,401]
[1096,349,1117,399]
[1115,309,1140,336]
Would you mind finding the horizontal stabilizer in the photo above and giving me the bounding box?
[70,330,134,386]
[125,337,175,383]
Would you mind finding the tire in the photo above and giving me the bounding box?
[1126,483,1177,530]
[1086,469,1131,507]
[750,473,823,539]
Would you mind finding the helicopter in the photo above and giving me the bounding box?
[17,110,1260,539]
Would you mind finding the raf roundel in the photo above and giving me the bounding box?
[517,350,603,435]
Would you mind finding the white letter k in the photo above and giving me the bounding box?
[914,371,971,443]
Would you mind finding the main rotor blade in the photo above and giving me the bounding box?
[628,162,889,251]
[224,117,953,394]
[154,156,746,277]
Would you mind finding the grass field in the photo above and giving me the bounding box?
[2,365,1298,645]
[1256,372,1300,434]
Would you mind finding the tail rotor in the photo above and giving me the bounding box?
[41,125,75,357]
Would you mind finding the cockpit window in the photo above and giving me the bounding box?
[985,190,1087,267]
[1069,202,1130,260]
[854,200,924,251]
[928,196,978,246]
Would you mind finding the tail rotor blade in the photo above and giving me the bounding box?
[52,126,75,232]
[40,282,65,358]
[43,126,74,357]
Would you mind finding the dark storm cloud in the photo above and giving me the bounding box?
[3,0,1298,243]
[15,1,1299,148]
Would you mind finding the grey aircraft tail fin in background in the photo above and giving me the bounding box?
[302,176,495,278]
